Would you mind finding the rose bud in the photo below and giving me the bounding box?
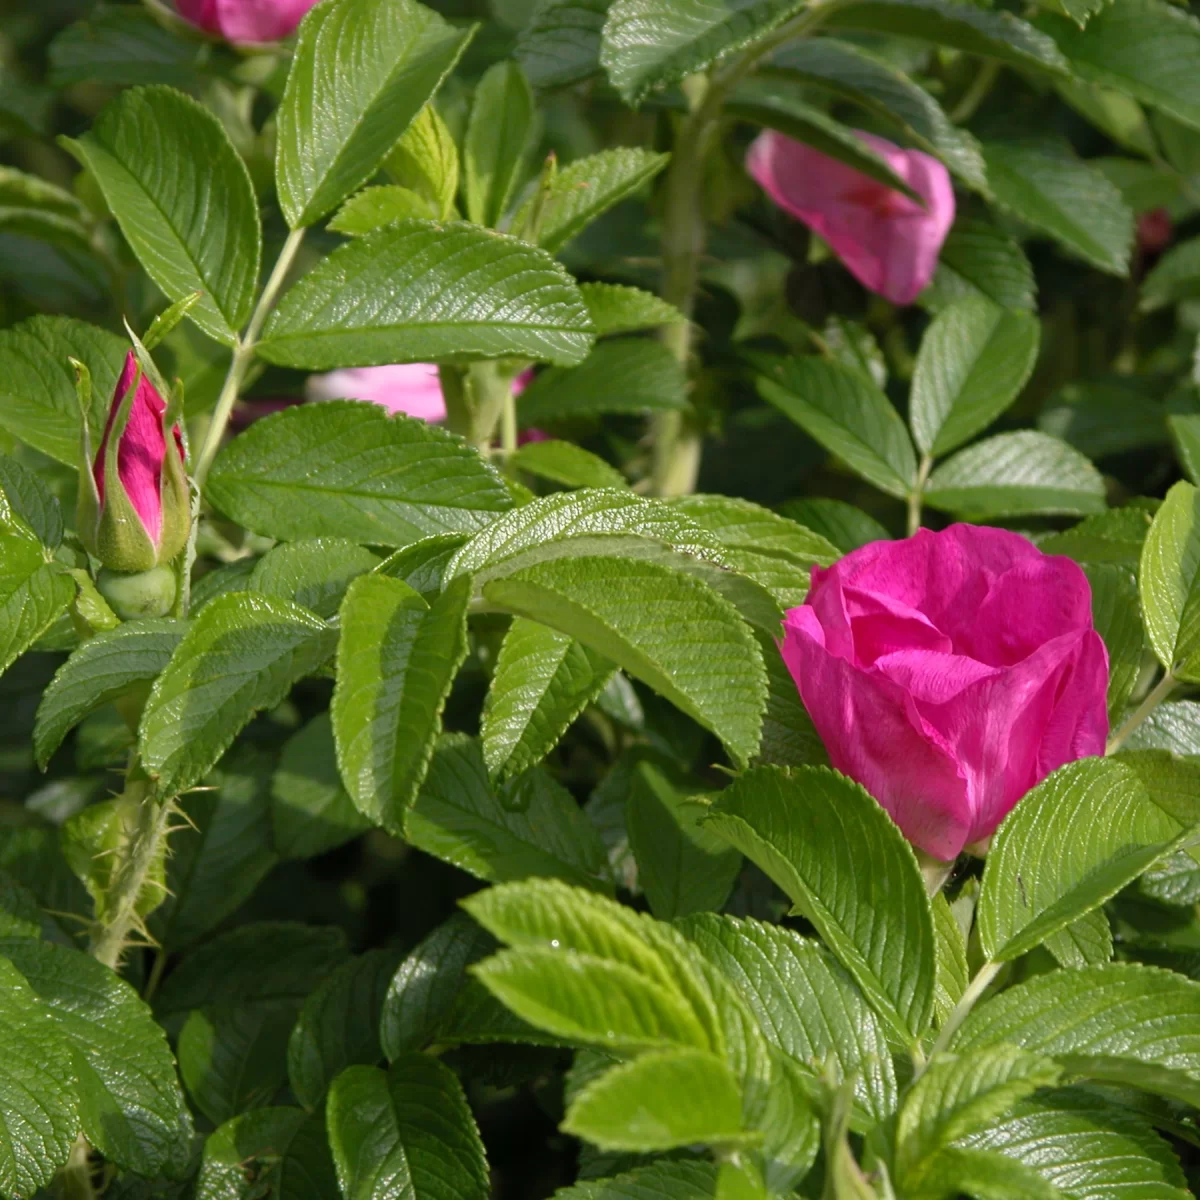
[781,525,1108,862]
[78,352,190,581]
[174,0,319,44]
[746,129,955,305]
[1136,207,1173,257]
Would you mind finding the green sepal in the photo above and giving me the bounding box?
[67,567,121,636]
[142,292,205,352]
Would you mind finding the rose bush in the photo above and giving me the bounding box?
[4,0,1200,1197]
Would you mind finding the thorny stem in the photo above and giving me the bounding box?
[907,455,933,537]
[919,960,1002,1075]
[1106,671,1176,755]
[650,0,849,496]
[192,228,307,488]
[86,770,172,972]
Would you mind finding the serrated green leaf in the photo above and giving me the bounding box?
[1114,748,1200,828]
[518,338,689,426]
[730,82,917,197]
[287,948,403,1111]
[895,1045,1062,1194]
[150,748,278,950]
[0,457,62,549]
[49,7,205,89]
[767,38,985,187]
[960,1088,1191,1200]
[827,0,1069,73]
[932,893,968,1028]
[509,440,629,490]
[1039,379,1168,461]
[922,219,1038,313]
[1141,236,1200,312]
[0,316,124,467]
[139,593,337,797]
[679,914,897,1123]
[260,221,594,368]
[34,619,184,770]
[517,0,609,88]
[916,1146,1064,1200]
[1125,699,1200,753]
[1040,506,1151,566]
[195,1107,337,1200]
[565,1048,748,1152]
[62,86,259,344]
[483,617,615,780]
[326,1058,489,1200]
[1139,480,1200,679]
[377,533,472,597]
[953,962,1200,1106]
[979,759,1183,962]
[705,766,935,1046]
[207,402,515,545]
[405,734,611,888]
[1039,0,1200,133]
[483,555,766,768]
[924,431,1107,519]
[1084,562,1145,721]
[601,0,805,103]
[271,712,372,861]
[627,764,741,920]
[756,356,917,499]
[756,628,830,768]
[249,537,380,620]
[669,493,839,609]
[0,937,192,1177]
[274,0,472,228]
[515,147,669,253]
[910,296,1040,456]
[327,185,434,235]
[380,912,494,1059]
[776,497,889,554]
[382,103,459,221]
[580,282,686,337]
[0,955,77,1197]
[981,138,1133,276]
[549,1160,721,1199]
[332,574,470,833]
[0,516,74,681]
[465,61,536,228]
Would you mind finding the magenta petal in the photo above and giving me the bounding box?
[746,129,956,305]
[177,0,317,41]
[782,609,973,860]
[306,364,449,423]
[95,352,169,545]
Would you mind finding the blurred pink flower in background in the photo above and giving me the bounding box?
[175,0,318,43]
[1136,207,1173,257]
[746,129,955,305]
[781,525,1108,862]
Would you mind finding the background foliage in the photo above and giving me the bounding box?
[5,0,1200,1196]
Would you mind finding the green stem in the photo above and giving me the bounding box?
[907,455,932,536]
[1106,671,1176,755]
[86,770,172,972]
[920,960,1002,1074]
[949,60,1000,125]
[192,227,306,488]
[500,389,518,460]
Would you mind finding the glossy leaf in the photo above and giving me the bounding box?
[756,356,917,499]
[405,734,610,888]
[139,593,337,798]
[0,457,62,549]
[482,617,614,780]
[327,184,434,234]
[1139,480,1200,679]
[924,431,1107,519]
[982,138,1133,276]
[34,619,183,769]
[517,0,609,88]
[483,555,766,768]
[580,282,686,337]
[258,221,594,368]
[274,0,472,228]
[706,765,935,1046]
[923,219,1038,313]
[326,1058,489,1200]
[62,86,259,344]
[509,440,628,490]
[464,61,536,228]
[910,296,1040,456]
[207,402,515,546]
[249,538,380,620]
[1084,562,1145,721]
[333,575,469,833]
[0,512,74,680]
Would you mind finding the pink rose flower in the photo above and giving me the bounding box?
[78,352,190,573]
[746,129,955,305]
[175,0,318,43]
[781,525,1109,861]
